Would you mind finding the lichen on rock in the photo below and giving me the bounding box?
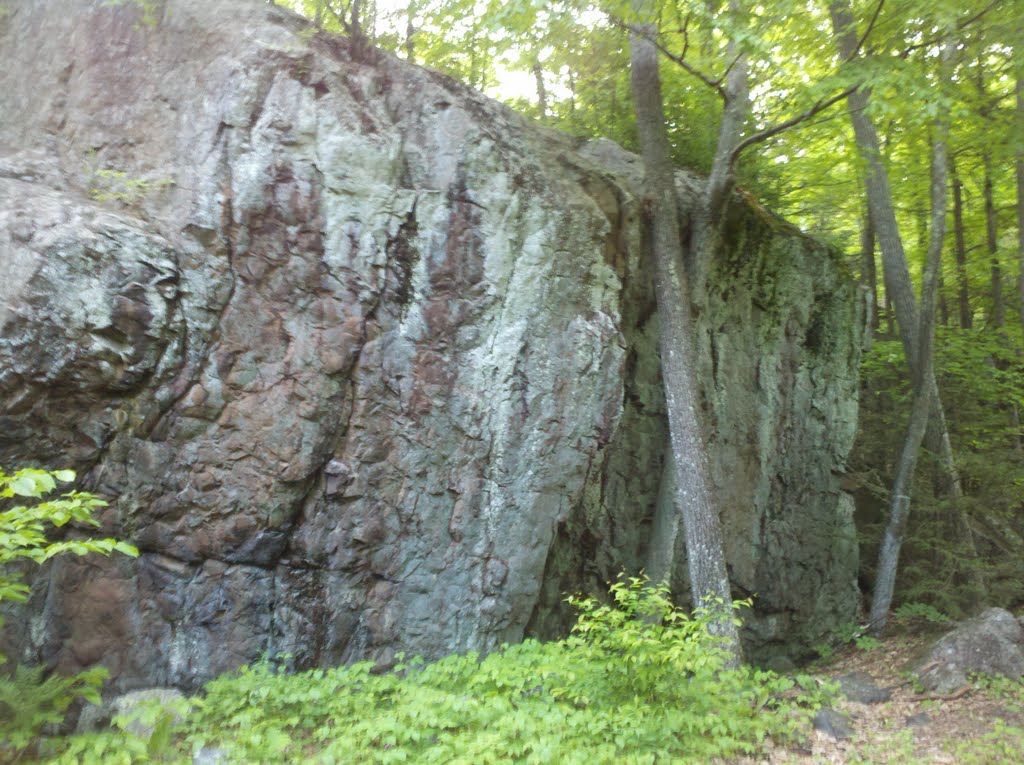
[1,0,862,688]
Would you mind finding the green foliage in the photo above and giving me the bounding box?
[892,602,952,626]
[812,621,880,659]
[848,728,917,765]
[854,326,1024,615]
[948,721,1024,765]
[940,676,1024,765]
[42,577,833,764]
[0,664,108,753]
[0,468,138,611]
[0,467,137,757]
[972,673,1024,713]
[87,164,175,207]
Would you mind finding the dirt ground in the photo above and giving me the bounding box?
[744,631,1024,764]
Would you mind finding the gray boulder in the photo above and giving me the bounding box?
[77,687,188,738]
[913,607,1024,693]
[1,0,863,689]
[837,671,891,704]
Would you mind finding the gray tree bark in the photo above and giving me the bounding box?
[951,159,973,329]
[869,37,954,634]
[829,1,972,498]
[1018,72,1024,341]
[983,153,1005,328]
[830,0,983,624]
[861,209,879,333]
[629,1,741,664]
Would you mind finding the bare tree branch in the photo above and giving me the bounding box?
[607,14,727,99]
[853,0,885,57]
[899,0,1001,58]
[728,85,857,166]
[321,0,352,33]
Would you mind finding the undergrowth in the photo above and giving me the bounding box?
[37,578,833,764]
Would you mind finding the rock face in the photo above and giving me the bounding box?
[0,0,863,690]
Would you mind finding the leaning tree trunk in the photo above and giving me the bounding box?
[829,0,982,572]
[869,39,953,632]
[629,4,741,665]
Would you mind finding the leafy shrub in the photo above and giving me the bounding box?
[892,602,951,626]
[0,664,108,753]
[0,467,137,757]
[44,576,833,764]
[812,621,880,659]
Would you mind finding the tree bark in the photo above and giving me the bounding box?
[829,0,965,501]
[861,208,879,333]
[983,153,1005,328]
[951,159,973,329]
[533,58,548,119]
[1018,71,1024,341]
[870,38,953,634]
[629,3,741,665]
[830,0,983,621]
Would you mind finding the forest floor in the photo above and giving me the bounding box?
[744,630,1024,764]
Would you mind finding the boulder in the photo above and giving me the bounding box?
[77,687,188,738]
[837,671,891,704]
[913,608,1024,693]
[0,0,863,689]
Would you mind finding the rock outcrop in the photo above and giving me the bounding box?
[0,0,863,690]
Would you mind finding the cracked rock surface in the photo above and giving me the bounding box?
[1,0,863,690]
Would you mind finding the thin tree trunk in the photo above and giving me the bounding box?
[533,58,548,119]
[870,38,953,634]
[830,0,983,619]
[951,159,973,329]
[984,153,1005,328]
[629,3,740,665]
[861,208,879,333]
[404,1,416,62]
[1017,72,1024,342]
[829,0,964,500]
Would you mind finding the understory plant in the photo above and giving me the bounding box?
[0,467,137,757]
[43,576,833,764]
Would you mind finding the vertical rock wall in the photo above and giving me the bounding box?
[0,0,861,689]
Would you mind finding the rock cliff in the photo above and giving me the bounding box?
[0,0,863,689]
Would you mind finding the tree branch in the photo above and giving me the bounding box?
[899,0,1001,59]
[608,14,727,99]
[321,0,352,33]
[853,0,885,57]
[728,84,857,166]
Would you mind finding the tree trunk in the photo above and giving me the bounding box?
[861,208,879,333]
[404,1,416,62]
[951,159,973,329]
[629,5,740,664]
[533,58,548,119]
[870,38,953,634]
[983,153,1005,328]
[1017,71,1024,341]
[829,0,965,500]
[830,0,983,620]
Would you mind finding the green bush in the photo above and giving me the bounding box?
[0,467,137,757]
[44,577,832,764]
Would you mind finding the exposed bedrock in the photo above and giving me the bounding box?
[0,0,863,689]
